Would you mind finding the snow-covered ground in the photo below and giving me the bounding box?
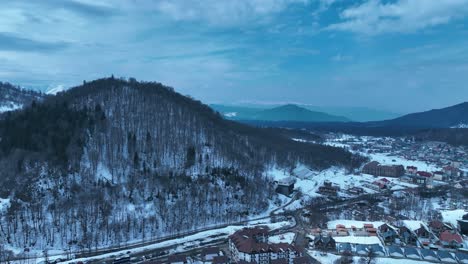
[368,153,440,172]
[0,197,10,212]
[268,232,295,244]
[441,209,467,227]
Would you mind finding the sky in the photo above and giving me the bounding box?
[1,0,468,113]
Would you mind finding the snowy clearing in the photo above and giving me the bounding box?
[441,209,467,227]
[268,232,296,244]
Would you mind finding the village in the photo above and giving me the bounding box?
[31,134,468,264]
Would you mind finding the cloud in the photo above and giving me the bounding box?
[327,0,468,35]
[0,33,69,52]
[152,0,309,26]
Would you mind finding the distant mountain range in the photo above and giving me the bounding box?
[370,102,468,128]
[211,103,401,122]
[211,104,350,122]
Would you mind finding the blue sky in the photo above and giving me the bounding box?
[1,0,468,113]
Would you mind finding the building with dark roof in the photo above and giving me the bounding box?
[228,227,302,264]
[420,249,438,262]
[362,161,405,177]
[437,250,457,263]
[387,246,404,258]
[404,247,421,260]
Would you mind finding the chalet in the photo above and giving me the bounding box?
[428,220,451,235]
[437,250,457,263]
[347,186,364,195]
[318,181,339,196]
[387,246,404,258]
[378,224,398,244]
[458,213,468,235]
[414,224,431,239]
[443,166,462,179]
[399,226,417,245]
[404,247,421,260]
[368,244,385,257]
[455,252,468,264]
[355,244,368,255]
[439,230,463,248]
[337,243,352,254]
[362,161,405,177]
[275,177,295,196]
[416,171,432,178]
[433,171,445,181]
[420,249,438,262]
[312,235,336,251]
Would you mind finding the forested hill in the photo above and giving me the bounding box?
[0,77,363,251]
[0,82,44,112]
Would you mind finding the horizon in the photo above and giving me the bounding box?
[1,1,468,113]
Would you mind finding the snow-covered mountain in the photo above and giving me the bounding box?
[0,82,44,113]
[0,77,362,252]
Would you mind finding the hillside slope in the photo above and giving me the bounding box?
[371,102,468,128]
[0,82,44,112]
[0,77,362,251]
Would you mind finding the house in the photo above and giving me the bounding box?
[433,171,445,181]
[399,227,417,245]
[387,246,404,258]
[347,186,364,195]
[312,235,336,251]
[355,244,368,255]
[416,171,432,178]
[458,213,468,235]
[201,247,220,261]
[168,255,189,264]
[420,249,438,262]
[406,166,418,174]
[368,244,385,257]
[229,227,302,264]
[362,161,405,177]
[437,251,457,263]
[276,177,295,196]
[443,166,462,179]
[439,230,463,248]
[378,224,398,244]
[337,243,352,254]
[428,220,452,235]
[404,247,421,259]
[456,252,468,264]
[414,224,431,239]
[318,181,340,196]
[212,256,229,264]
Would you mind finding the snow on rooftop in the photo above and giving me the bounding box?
[327,220,385,229]
[268,232,295,244]
[334,235,382,246]
[403,220,427,231]
[441,209,468,227]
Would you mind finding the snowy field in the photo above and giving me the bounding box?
[327,220,385,229]
[368,152,441,172]
[334,235,382,245]
[441,209,468,227]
